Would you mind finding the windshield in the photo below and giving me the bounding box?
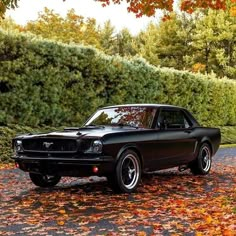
[85,106,157,129]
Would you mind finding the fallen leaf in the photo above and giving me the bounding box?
[58,209,66,214]
[57,220,65,226]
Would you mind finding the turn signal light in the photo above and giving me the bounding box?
[15,162,19,168]
[93,166,99,173]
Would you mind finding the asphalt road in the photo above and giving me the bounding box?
[213,147,236,166]
[0,147,235,236]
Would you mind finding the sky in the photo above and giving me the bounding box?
[6,0,162,35]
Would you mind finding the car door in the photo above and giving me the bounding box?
[152,108,197,169]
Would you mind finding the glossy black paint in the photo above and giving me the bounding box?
[12,104,221,177]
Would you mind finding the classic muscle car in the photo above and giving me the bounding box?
[12,104,221,193]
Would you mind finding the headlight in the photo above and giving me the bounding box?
[85,140,103,154]
[92,140,103,153]
[14,140,23,153]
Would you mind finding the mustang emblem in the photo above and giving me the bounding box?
[43,142,54,149]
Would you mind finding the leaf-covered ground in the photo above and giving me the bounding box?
[0,149,235,236]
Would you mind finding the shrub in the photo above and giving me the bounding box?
[0,30,236,128]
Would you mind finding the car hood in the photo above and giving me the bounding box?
[17,126,141,139]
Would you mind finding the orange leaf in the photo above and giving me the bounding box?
[27,219,38,225]
[230,6,236,17]
[196,233,203,236]
[137,232,147,236]
[58,209,66,214]
[222,229,235,236]
[57,220,65,226]
[204,215,213,224]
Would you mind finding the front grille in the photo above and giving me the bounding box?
[22,139,77,152]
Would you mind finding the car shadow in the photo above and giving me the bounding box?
[1,163,233,205]
[8,167,220,201]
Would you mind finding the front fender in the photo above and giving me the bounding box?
[115,143,143,167]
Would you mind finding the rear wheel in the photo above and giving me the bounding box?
[108,150,141,193]
[29,173,61,187]
[190,143,212,175]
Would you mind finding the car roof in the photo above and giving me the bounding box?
[102,104,184,109]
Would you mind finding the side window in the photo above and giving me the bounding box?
[157,109,192,129]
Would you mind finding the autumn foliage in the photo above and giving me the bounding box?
[0,158,235,235]
[1,0,236,17]
[98,0,236,17]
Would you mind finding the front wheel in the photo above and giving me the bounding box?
[29,173,61,187]
[190,143,212,175]
[108,150,141,193]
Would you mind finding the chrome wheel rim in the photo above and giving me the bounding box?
[42,175,58,183]
[121,154,140,190]
[201,146,211,172]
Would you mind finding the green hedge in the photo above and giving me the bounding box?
[219,126,236,145]
[0,30,236,128]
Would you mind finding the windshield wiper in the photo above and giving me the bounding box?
[110,123,138,129]
[83,124,105,129]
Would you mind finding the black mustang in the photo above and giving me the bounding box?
[12,104,221,193]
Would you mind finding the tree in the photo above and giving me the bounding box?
[24,8,101,47]
[133,8,235,79]
[151,13,192,69]
[113,28,136,56]
[134,22,161,66]
[98,20,116,54]
[134,13,196,69]
[0,16,20,31]
[99,21,136,56]
[191,9,236,78]
[1,0,236,18]
[0,0,18,17]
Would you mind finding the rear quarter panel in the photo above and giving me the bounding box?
[193,127,221,156]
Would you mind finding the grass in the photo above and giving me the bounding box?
[220,144,236,148]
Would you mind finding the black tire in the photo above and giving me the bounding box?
[108,150,141,193]
[190,143,212,175]
[29,173,61,187]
